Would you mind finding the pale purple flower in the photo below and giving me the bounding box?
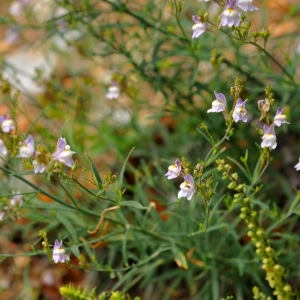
[273,107,288,127]
[18,135,35,158]
[232,99,248,123]
[1,116,15,133]
[33,159,47,174]
[0,139,8,157]
[0,211,5,221]
[52,240,70,263]
[207,91,227,113]
[8,0,31,16]
[192,15,207,39]
[294,158,300,171]
[221,0,241,27]
[10,193,23,207]
[261,124,277,150]
[165,159,182,179]
[5,26,20,45]
[52,137,75,168]
[237,0,258,12]
[178,174,196,201]
[105,82,120,100]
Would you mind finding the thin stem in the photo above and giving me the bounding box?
[0,165,99,217]
[245,41,296,86]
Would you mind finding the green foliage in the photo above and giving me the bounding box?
[60,284,141,300]
[0,0,299,299]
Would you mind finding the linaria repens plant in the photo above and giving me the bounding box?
[0,0,299,299]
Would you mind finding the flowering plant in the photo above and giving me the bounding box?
[0,0,299,299]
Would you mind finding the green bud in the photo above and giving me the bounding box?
[248,222,255,229]
[216,159,225,165]
[223,164,230,171]
[256,229,264,236]
[256,248,263,255]
[239,213,246,220]
[274,264,282,271]
[251,211,257,217]
[255,242,262,249]
[240,207,248,213]
[217,165,224,171]
[227,181,236,189]
[232,172,238,181]
[247,231,253,237]
[233,198,240,205]
[283,284,292,292]
[265,246,272,253]
[235,184,244,191]
[262,258,269,265]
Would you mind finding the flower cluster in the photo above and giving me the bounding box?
[259,105,289,150]
[206,90,294,152]
[206,88,300,170]
[0,117,76,174]
[192,0,258,38]
[165,159,196,200]
[16,135,75,173]
[207,91,248,123]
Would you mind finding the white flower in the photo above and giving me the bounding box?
[207,91,227,113]
[237,0,258,11]
[165,159,181,179]
[10,193,23,207]
[273,107,288,127]
[52,137,75,168]
[18,135,35,158]
[232,99,248,123]
[1,117,15,133]
[5,26,20,45]
[8,0,31,16]
[192,15,207,39]
[52,240,70,263]
[106,83,120,100]
[0,211,5,221]
[261,124,277,150]
[178,174,196,201]
[0,139,8,157]
[294,158,300,171]
[33,159,47,174]
[221,0,241,27]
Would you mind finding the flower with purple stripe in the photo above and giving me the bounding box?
[178,174,196,201]
[192,15,207,39]
[232,99,248,123]
[221,0,241,27]
[52,240,70,263]
[52,137,75,168]
[261,124,277,150]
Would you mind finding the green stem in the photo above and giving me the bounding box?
[0,165,98,217]
[245,41,296,86]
